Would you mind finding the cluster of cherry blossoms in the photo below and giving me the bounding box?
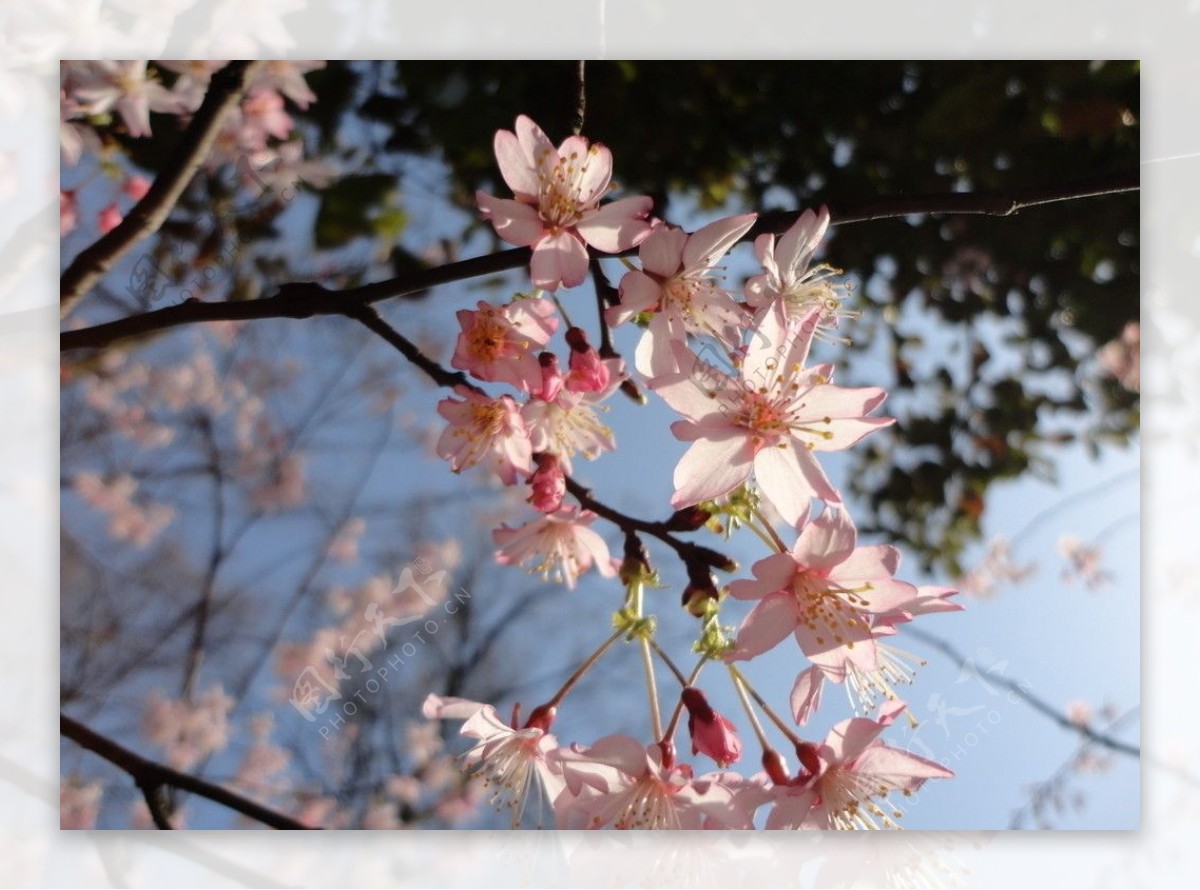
[422,115,961,830]
[60,61,333,239]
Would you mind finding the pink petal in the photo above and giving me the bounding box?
[515,115,554,167]
[813,415,895,452]
[765,788,818,829]
[728,552,797,601]
[671,433,756,508]
[822,714,889,764]
[776,206,829,282]
[530,230,590,290]
[753,233,780,282]
[851,744,954,788]
[753,442,822,527]
[790,666,825,725]
[567,139,612,205]
[635,311,687,379]
[682,213,757,273]
[494,129,541,199]
[576,196,654,253]
[727,591,797,660]
[422,693,485,721]
[792,507,857,571]
[639,226,688,277]
[611,269,662,326]
[476,191,545,247]
[651,355,738,422]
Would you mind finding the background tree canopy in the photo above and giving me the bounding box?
[119,59,1140,574]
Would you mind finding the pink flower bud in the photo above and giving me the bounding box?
[527,453,565,513]
[123,175,152,201]
[98,203,122,234]
[565,326,610,393]
[535,352,565,402]
[682,686,742,766]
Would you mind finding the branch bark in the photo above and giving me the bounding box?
[60,61,261,318]
[60,170,1138,354]
[61,713,315,830]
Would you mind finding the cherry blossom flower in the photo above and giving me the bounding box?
[607,214,757,378]
[251,60,326,109]
[1057,535,1112,590]
[744,206,856,338]
[727,507,917,674]
[800,584,962,718]
[492,507,616,589]
[555,735,744,829]
[451,298,557,391]
[67,60,184,138]
[956,536,1035,598]
[765,703,953,829]
[326,517,367,564]
[1066,700,1093,728]
[1098,320,1139,393]
[155,60,229,111]
[61,776,103,829]
[650,306,892,525]
[423,694,565,827]
[72,471,175,547]
[250,452,309,511]
[436,386,533,485]
[141,685,235,771]
[244,140,337,195]
[476,115,654,290]
[60,190,77,236]
[520,354,622,473]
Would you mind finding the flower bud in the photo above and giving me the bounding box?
[682,686,742,766]
[536,352,564,402]
[526,453,565,513]
[565,327,610,393]
[667,505,712,531]
[682,564,720,617]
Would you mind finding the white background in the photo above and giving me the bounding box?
[4,1,1192,885]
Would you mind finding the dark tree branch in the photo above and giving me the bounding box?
[61,713,315,830]
[60,61,261,318]
[570,61,587,136]
[344,304,478,392]
[60,171,1138,354]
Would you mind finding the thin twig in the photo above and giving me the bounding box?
[570,61,587,136]
[903,625,1141,759]
[335,306,738,574]
[61,713,315,829]
[60,61,260,318]
[60,171,1138,354]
